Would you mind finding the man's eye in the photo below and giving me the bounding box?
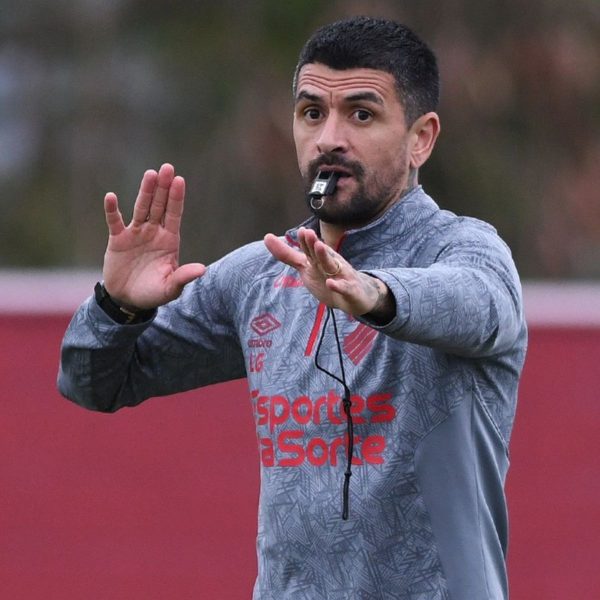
[353,109,372,122]
[304,108,322,120]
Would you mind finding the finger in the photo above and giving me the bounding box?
[148,163,175,224]
[131,169,158,226]
[168,263,207,296]
[298,227,319,265]
[163,176,186,234]
[104,192,125,236]
[264,234,307,270]
[313,240,344,278]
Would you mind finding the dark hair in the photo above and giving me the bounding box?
[293,16,439,125]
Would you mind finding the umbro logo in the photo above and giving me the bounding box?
[251,313,281,336]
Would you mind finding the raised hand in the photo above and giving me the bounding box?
[102,163,205,309]
[264,227,395,322]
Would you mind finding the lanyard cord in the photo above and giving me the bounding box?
[314,306,354,520]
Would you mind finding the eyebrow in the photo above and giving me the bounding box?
[345,92,384,105]
[294,90,384,106]
[295,91,322,104]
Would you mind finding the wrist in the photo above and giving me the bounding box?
[94,282,156,324]
[360,275,396,325]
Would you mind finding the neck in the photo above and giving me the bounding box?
[319,222,347,248]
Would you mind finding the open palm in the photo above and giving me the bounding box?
[102,163,205,309]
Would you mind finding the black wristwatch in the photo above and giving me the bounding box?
[94,282,156,324]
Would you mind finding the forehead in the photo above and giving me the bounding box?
[295,63,399,102]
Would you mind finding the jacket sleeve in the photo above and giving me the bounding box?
[359,220,525,358]
[57,260,247,413]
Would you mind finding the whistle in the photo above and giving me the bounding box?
[309,171,340,209]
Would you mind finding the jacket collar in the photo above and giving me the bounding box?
[285,186,440,259]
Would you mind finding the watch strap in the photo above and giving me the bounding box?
[94,282,156,324]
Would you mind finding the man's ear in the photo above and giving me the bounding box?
[408,112,440,169]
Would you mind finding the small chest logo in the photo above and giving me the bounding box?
[248,313,281,372]
[250,313,281,336]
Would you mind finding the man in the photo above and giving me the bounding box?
[59,16,527,600]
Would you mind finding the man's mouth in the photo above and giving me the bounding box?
[308,154,365,184]
[314,167,353,181]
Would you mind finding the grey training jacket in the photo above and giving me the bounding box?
[58,187,527,599]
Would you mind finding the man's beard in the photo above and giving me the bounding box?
[303,153,405,228]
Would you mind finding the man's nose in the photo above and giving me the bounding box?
[316,114,348,154]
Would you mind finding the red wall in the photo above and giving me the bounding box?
[506,327,600,599]
[1,315,599,599]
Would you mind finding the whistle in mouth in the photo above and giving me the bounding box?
[309,170,340,200]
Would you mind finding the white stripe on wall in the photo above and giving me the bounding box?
[1,271,600,327]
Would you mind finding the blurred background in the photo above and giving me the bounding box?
[1,0,598,276]
[1,2,600,599]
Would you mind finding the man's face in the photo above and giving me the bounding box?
[293,63,413,228]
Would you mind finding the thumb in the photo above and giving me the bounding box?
[169,263,206,296]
